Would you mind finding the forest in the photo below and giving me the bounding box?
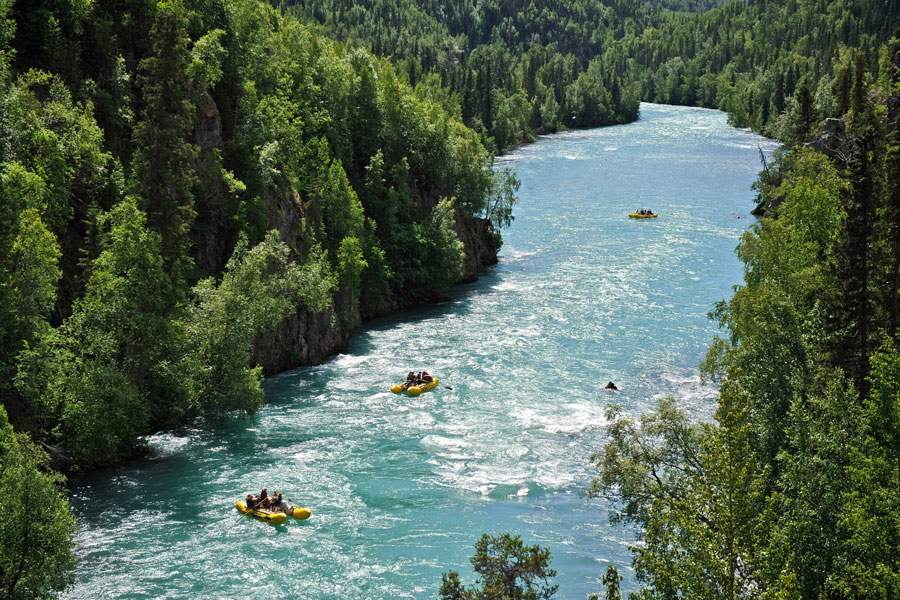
[2,0,900,598]
[1,0,516,593]
[589,37,900,595]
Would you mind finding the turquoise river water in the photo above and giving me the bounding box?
[63,104,779,599]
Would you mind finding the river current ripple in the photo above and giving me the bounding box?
[64,103,779,599]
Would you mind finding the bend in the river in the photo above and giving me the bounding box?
[64,103,779,600]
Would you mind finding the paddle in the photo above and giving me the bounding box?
[280,494,304,510]
[230,493,287,527]
[419,379,451,390]
[240,494,273,515]
[229,498,259,528]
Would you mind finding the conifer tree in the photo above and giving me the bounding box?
[836,342,900,598]
[824,52,881,396]
[130,0,199,287]
[879,34,900,339]
[787,79,817,147]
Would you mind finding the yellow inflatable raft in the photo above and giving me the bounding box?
[390,377,439,396]
[236,500,311,525]
[628,212,658,218]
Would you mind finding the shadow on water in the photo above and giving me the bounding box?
[362,265,502,330]
[307,264,504,362]
[63,104,780,600]
[67,414,308,529]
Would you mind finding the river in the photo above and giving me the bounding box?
[63,103,779,599]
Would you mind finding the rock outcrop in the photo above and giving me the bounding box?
[193,92,234,275]
[251,182,501,376]
[191,97,501,376]
[253,303,350,374]
[807,117,851,165]
[453,205,500,283]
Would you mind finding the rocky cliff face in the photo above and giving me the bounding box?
[251,195,500,375]
[754,117,849,217]
[454,205,500,283]
[194,95,501,375]
[193,92,235,276]
[807,117,850,165]
[253,302,350,374]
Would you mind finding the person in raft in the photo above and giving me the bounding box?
[269,491,286,512]
[421,371,433,383]
[247,488,271,509]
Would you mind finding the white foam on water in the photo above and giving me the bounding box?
[63,102,778,600]
[144,432,194,456]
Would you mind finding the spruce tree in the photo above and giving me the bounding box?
[788,79,818,147]
[880,34,900,339]
[130,0,198,288]
[825,52,881,396]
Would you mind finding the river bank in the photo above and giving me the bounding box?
[63,104,778,599]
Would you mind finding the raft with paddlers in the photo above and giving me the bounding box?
[391,371,440,396]
[628,209,658,218]
[236,489,311,525]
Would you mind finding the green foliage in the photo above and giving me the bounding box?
[598,0,900,140]
[180,231,334,418]
[420,197,465,293]
[0,406,76,599]
[1,0,512,468]
[337,235,366,294]
[15,207,336,462]
[17,198,168,463]
[439,533,558,600]
[187,28,226,92]
[642,0,727,12]
[704,149,844,474]
[590,389,771,600]
[0,206,61,360]
[281,0,643,151]
[484,167,520,230]
[130,0,199,281]
[588,565,622,600]
[277,0,898,147]
[608,29,900,598]
[776,150,846,251]
[0,207,61,424]
[9,209,62,325]
[0,72,119,239]
[822,55,884,396]
[875,33,900,338]
[0,0,13,71]
[0,202,61,450]
[835,341,900,598]
[318,158,365,262]
[769,373,864,599]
